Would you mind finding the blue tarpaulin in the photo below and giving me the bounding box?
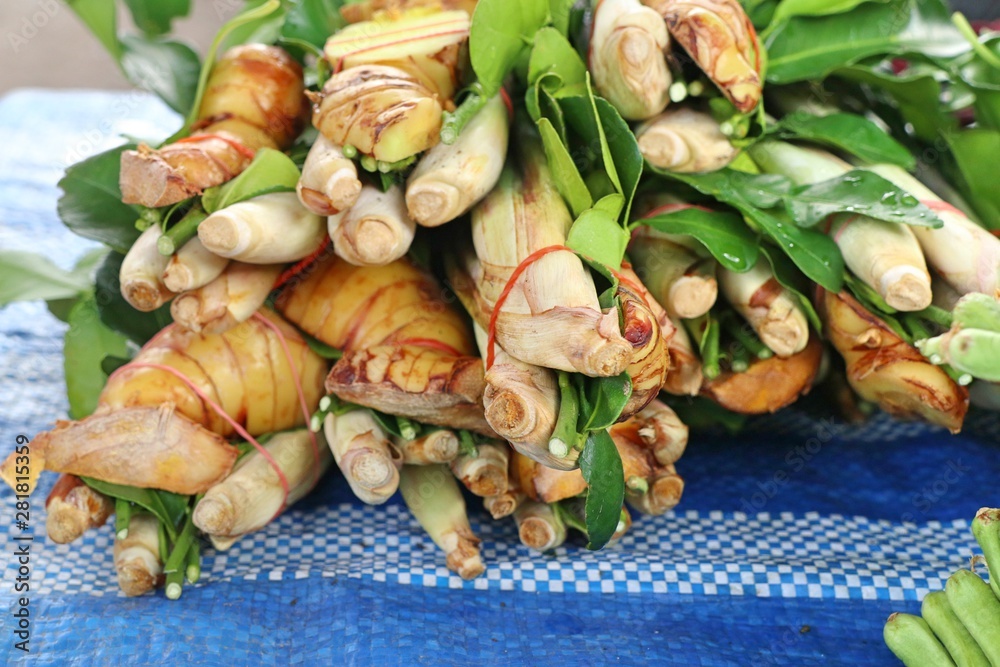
[0,90,997,666]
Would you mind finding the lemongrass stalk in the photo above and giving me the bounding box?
[198,192,325,264]
[113,512,164,597]
[450,441,510,497]
[686,313,722,379]
[866,165,1000,297]
[483,490,526,520]
[635,399,689,467]
[328,183,415,266]
[750,141,933,311]
[406,94,509,227]
[589,0,672,121]
[310,64,443,163]
[718,261,810,357]
[469,141,632,376]
[636,108,739,172]
[468,319,568,470]
[170,262,282,334]
[629,230,705,313]
[393,429,461,465]
[162,236,230,293]
[323,410,401,505]
[120,224,175,311]
[663,312,703,395]
[514,501,567,552]
[193,429,332,538]
[158,206,208,256]
[819,289,968,432]
[44,474,114,544]
[720,310,772,359]
[297,135,363,216]
[399,464,485,579]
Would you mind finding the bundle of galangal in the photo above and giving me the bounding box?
[4,0,1000,598]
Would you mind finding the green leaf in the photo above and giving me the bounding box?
[768,0,886,28]
[593,97,643,223]
[785,170,943,228]
[95,252,173,345]
[664,396,748,434]
[0,251,93,306]
[765,0,969,84]
[470,0,550,96]
[302,331,343,360]
[81,477,189,539]
[548,0,575,35]
[528,27,587,88]
[773,112,915,169]
[659,169,844,291]
[537,117,593,217]
[123,0,192,37]
[579,429,625,550]
[65,0,123,59]
[836,61,952,142]
[282,0,345,49]
[759,246,823,332]
[120,35,201,115]
[581,372,632,432]
[57,144,142,255]
[635,207,760,273]
[201,149,301,213]
[946,129,1000,230]
[566,206,630,270]
[64,295,130,420]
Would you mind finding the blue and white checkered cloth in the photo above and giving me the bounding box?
[1,90,998,666]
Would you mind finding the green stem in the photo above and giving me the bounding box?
[721,311,773,359]
[953,12,1000,71]
[920,305,954,329]
[377,155,417,173]
[729,343,751,373]
[164,511,198,600]
[902,314,933,342]
[688,314,722,380]
[440,84,488,145]
[157,205,207,256]
[157,521,170,564]
[458,430,477,457]
[185,540,201,584]
[360,155,378,172]
[396,416,419,441]
[341,144,357,159]
[115,499,131,541]
[549,372,581,458]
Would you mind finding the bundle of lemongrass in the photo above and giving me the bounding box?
[4,0,1000,597]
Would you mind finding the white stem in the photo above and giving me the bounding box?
[162,236,230,292]
[328,183,415,266]
[193,429,331,537]
[450,441,510,497]
[120,224,174,311]
[297,135,362,215]
[393,430,460,465]
[406,94,509,227]
[113,513,163,597]
[719,262,810,357]
[323,410,401,505]
[199,192,326,264]
[170,262,282,334]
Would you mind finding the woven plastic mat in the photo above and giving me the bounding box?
[1,90,997,666]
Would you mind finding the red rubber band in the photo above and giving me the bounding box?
[499,88,514,120]
[120,362,292,519]
[175,133,256,161]
[273,237,332,291]
[252,312,323,490]
[920,199,964,218]
[393,338,464,358]
[485,245,635,370]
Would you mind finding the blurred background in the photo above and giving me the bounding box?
[1,0,999,95]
